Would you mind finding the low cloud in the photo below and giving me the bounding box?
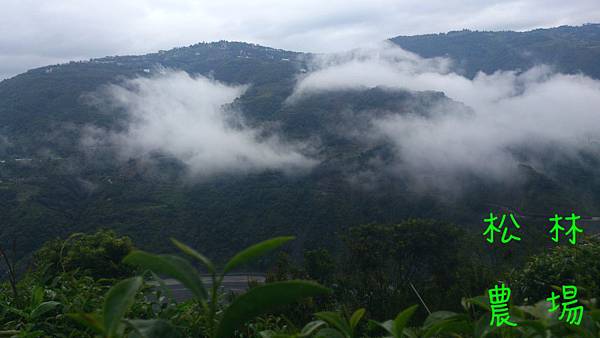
[291,43,600,187]
[288,43,452,102]
[84,70,316,177]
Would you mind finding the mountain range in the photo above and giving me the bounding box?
[2,24,600,262]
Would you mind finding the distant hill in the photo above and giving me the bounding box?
[0,41,303,154]
[391,24,600,79]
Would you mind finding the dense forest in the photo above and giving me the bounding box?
[1,226,600,337]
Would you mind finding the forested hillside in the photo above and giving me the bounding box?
[391,24,600,79]
[2,25,600,264]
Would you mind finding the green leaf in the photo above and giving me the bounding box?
[315,312,351,337]
[300,320,327,337]
[464,295,490,311]
[423,311,460,328]
[67,313,104,334]
[423,320,472,338]
[124,251,207,301]
[103,276,143,338]
[349,308,365,331]
[30,286,44,308]
[30,301,61,319]
[391,305,418,337]
[314,328,345,338]
[402,327,419,338]
[126,319,181,338]
[171,238,215,274]
[223,237,294,274]
[215,280,330,338]
[370,319,393,336]
[422,311,472,338]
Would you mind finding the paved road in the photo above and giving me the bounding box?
[153,274,266,302]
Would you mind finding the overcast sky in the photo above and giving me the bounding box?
[1,0,599,80]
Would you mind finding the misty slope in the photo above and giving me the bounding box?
[1,26,600,262]
[391,24,600,79]
[0,41,302,154]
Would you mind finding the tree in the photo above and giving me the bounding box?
[34,230,134,280]
[510,238,600,302]
[339,219,485,318]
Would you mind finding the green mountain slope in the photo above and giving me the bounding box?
[2,26,600,263]
[390,24,600,79]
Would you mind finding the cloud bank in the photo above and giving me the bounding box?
[291,43,600,186]
[84,71,315,177]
